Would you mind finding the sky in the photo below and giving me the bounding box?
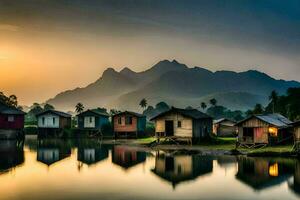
[0,0,299,105]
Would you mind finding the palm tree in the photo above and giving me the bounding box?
[200,102,207,111]
[209,98,217,107]
[269,90,278,113]
[8,95,18,107]
[139,98,147,111]
[75,103,84,114]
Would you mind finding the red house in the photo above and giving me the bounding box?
[0,102,26,139]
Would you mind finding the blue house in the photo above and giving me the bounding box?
[77,109,110,131]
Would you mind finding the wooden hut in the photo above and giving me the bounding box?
[77,109,110,134]
[0,102,25,139]
[112,111,146,138]
[213,118,237,137]
[37,139,71,166]
[112,145,146,169]
[150,107,212,142]
[236,114,293,146]
[151,151,213,188]
[0,140,24,175]
[236,157,293,191]
[36,110,71,138]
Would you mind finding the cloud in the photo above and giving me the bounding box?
[0,24,20,32]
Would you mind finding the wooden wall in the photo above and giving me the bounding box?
[295,126,300,141]
[0,114,24,129]
[154,112,193,137]
[113,114,137,133]
[59,117,71,129]
[238,117,269,144]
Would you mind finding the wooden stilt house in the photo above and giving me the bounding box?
[236,114,293,146]
[112,111,146,138]
[0,102,26,139]
[150,107,212,142]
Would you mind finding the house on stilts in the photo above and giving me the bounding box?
[236,113,293,147]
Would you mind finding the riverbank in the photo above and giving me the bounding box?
[99,137,297,157]
[24,135,298,157]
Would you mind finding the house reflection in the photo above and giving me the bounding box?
[151,151,213,188]
[112,145,146,169]
[0,140,24,175]
[37,139,71,166]
[288,160,300,196]
[77,146,109,165]
[236,157,293,191]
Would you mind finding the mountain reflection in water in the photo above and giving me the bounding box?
[0,137,299,200]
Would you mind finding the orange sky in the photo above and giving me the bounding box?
[0,1,299,105]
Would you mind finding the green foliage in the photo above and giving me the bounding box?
[201,102,207,110]
[209,98,217,106]
[0,92,18,107]
[110,109,121,115]
[143,101,170,119]
[139,98,148,110]
[206,105,245,121]
[265,87,300,120]
[145,122,155,136]
[253,103,264,114]
[44,103,55,110]
[24,125,38,135]
[26,103,43,122]
[155,101,169,111]
[75,102,84,114]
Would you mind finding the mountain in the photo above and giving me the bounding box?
[46,60,300,112]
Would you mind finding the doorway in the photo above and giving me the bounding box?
[165,120,174,136]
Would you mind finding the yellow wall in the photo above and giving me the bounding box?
[154,113,193,137]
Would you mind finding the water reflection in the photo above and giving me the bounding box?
[37,140,71,166]
[289,160,300,196]
[112,145,146,169]
[77,143,109,166]
[236,157,294,190]
[0,138,299,200]
[0,140,24,175]
[151,151,213,188]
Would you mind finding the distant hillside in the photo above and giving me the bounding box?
[46,59,300,111]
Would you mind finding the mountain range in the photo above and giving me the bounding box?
[46,60,300,112]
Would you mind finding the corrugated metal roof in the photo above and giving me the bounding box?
[150,107,212,121]
[113,111,145,118]
[36,110,71,118]
[213,118,236,124]
[236,113,292,128]
[0,102,26,115]
[77,109,110,117]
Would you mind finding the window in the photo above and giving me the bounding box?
[7,116,15,122]
[118,117,122,124]
[177,121,182,128]
[125,116,132,125]
[89,117,93,123]
[42,117,45,125]
[53,117,55,124]
[243,128,254,137]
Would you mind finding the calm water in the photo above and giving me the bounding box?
[0,137,299,200]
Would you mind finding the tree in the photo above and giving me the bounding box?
[253,104,264,114]
[110,109,120,115]
[75,103,84,114]
[269,90,278,113]
[139,98,147,111]
[201,102,207,110]
[209,98,217,107]
[155,101,169,111]
[6,95,18,107]
[44,103,55,111]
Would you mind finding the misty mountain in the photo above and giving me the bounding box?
[46,60,300,112]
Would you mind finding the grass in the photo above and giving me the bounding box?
[135,136,296,156]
